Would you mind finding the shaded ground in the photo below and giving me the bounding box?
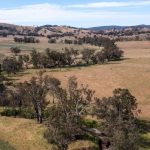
[138,119,150,150]
[0,140,15,150]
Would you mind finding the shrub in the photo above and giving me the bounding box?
[20,108,35,119]
[48,39,56,43]
[1,108,20,117]
[81,119,98,128]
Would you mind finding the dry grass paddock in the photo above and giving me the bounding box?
[9,41,150,120]
[0,38,150,150]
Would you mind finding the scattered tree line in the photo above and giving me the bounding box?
[0,71,140,150]
[47,32,74,39]
[0,41,123,75]
[30,43,123,69]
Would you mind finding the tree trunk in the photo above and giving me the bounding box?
[38,105,43,124]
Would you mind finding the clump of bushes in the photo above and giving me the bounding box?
[1,108,20,117]
[14,36,40,43]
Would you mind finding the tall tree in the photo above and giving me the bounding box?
[30,49,41,68]
[2,57,22,75]
[94,88,140,150]
[18,71,49,123]
[45,76,95,150]
[82,49,95,64]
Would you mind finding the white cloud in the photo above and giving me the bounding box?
[0,3,150,27]
[68,1,150,8]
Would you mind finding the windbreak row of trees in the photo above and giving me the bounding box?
[0,71,140,150]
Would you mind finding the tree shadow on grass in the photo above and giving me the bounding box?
[137,119,150,149]
[0,140,16,150]
[139,136,150,149]
[137,119,150,134]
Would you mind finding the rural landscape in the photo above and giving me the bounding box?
[0,0,150,150]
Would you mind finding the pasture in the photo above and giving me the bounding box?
[7,40,150,120]
[0,37,150,150]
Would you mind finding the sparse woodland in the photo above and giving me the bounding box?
[0,35,142,150]
[0,69,140,150]
[1,23,150,150]
[1,37,123,75]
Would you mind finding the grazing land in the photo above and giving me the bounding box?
[0,36,99,55]
[0,36,150,150]
[6,40,150,120]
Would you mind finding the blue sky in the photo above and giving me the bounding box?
[0,0,150,27]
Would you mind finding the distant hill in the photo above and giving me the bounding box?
[1,23,150,38]
[0,23,90,37]
[88,25,150,31]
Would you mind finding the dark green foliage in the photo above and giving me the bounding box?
[2,57,22,74]
[94,88,140,150]
[0,107,34,119]
[64,39,73,44]
[45,76,95,150]
[102,42,123,61]
[14,36,40,43]
[82,49,95,64]
[47,77,61,104]
[29,40,123,69]
[13,71,50,123]
[10,47,21,55]
[48,38,56,43]
[91,51,106,64]
[81,119,98,128]
[137,119,150,149]
[77,36,123,61]
[30,50,42,68]
[19,107,35,119]
[1,108,20,117]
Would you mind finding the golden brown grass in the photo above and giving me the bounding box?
[0,116,51,150]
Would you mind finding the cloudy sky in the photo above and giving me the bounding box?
[0,0,150,27]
